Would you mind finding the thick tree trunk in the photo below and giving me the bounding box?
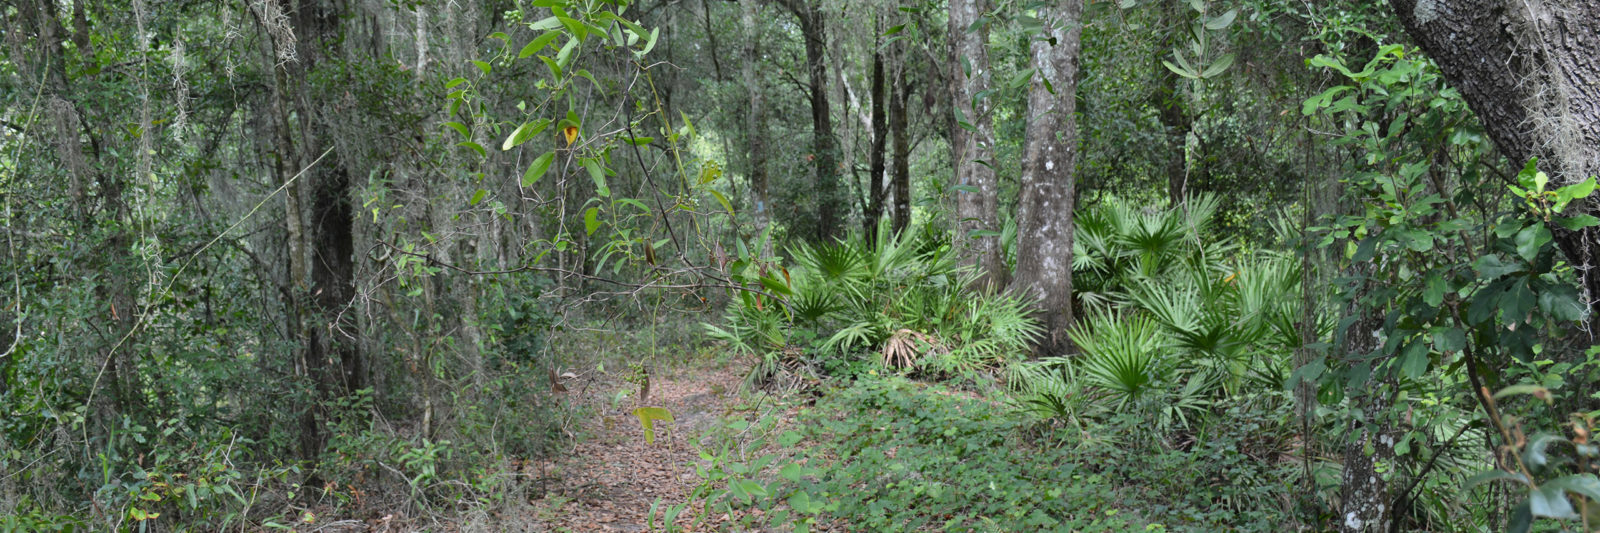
[1010,0,1084,357]
[780,0,840,242]
[742,0,772,256]
[1390,0,1600,325]
[950,0,1004,289]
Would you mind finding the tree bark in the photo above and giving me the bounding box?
[1010,0,1084,357]
[890,53,912,236]
[1389,0,1600,325]
[742,0,772,256]
[950,0,1003,289]
[779,0,840,242]
[864,45,889,238]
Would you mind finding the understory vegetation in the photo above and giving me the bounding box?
[6,0,1600,531]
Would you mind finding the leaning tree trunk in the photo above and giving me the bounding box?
[1010,0,1084,357]
[1390,0,1600,326]
[950,0,1004,289]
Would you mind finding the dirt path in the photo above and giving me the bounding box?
[519,363,747,532]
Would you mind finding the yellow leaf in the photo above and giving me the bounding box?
[563,125,579,145]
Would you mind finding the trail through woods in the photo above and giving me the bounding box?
[517,363,752,532]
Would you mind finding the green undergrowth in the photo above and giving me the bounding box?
[779,376,1299,532]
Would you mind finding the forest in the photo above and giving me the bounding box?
[3,0,1600,531]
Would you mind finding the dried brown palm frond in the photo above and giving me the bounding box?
[882,329,946,369]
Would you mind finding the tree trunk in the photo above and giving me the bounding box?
[1334,285,1397,533]
[864,45,889,238]
[891,56,912,236]
[1153,0,1192,202]
[950,0,1003,289]
[1010,0,1084,357]
[742,0,772,256]
[780,0,840,242]
[1389,0,1600,324]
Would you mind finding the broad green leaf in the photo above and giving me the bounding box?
[1538,284,1584,322]
[789,490,817,514]
[470,60,491,75]
[1399,339,1429,379]
[444,77,467,90]
[1008,68,1036,89]
[1545,474,1600,503]
[1162,59,1198,80]
[780,463,804,482]
[502,119,550,151]
[778,430,802,447]
[469,189,487,206]
[1432,327,1466,353]
[1500,279,1535,324]
[1205,9,1237,29]
[1529,483,1578,518]
[1557,214,1600,230]
[523,151,556,187]
[1423,273,1447,307]
[1474,254,1522,280]
[759,274,792,296]
[631,407,674,445]
[584,207,600,236]
[556,37,579,70]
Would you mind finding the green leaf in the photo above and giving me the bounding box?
[1474,254,1522,280]
[444,77,467,90]
[759,275,792,296]
[1423,273,1447,307]
[442,121,470,139]
[583,159,609,197]
[470,60,491,75]
[1432,327,1466,353]
[1539,283,1584,322]
[1008,68,1036,89]
[632,407,674,445]
[528,16,561,31]
[1199,53,1235,78]
[1515,224,1552,262]
[556,37,579,70]
[584,207,600,236]
[469,189,487,206]
[1556,214,1600,230]
[778,430,802,447]
[1205,9,1237,29]
[788,490,817,514]
[1546,474,1600,503]
[1500,279,1535,324]
[1464,469,1529,494]
[519,31,561,58]
[780,463,804,482]
[709,189,734,215]
[1493,384,1550,401]
[1529,483,1578,518]
[502,119,550,151]
[1162,59,1199,80]
[457,141,486,158]
[1400,339,1429,379]
[523,151,556,187]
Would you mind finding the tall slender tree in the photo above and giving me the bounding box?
[742,0,772,255]
[949,0,1003,288]
[777,0,841,242]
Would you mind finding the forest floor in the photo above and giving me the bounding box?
[510,360,762,532]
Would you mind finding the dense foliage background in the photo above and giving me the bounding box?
[3,0,1599,531]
